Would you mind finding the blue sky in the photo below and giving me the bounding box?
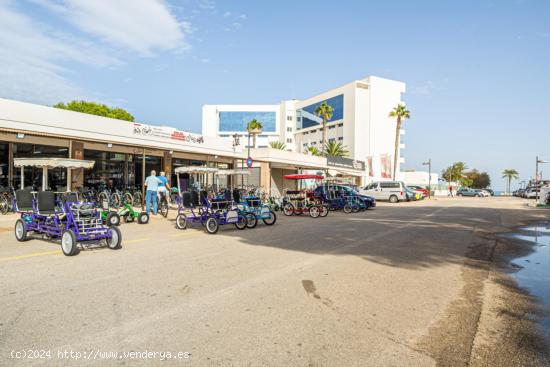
[1,0,549,190]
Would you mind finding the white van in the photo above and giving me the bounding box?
[362,181,408,203]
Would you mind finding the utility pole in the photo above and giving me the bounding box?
[423,159,432,198]
[535,156,547,203]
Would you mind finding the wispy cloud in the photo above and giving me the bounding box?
[33,0,191,55]
[0,0,120,104]
[409,81,438,97]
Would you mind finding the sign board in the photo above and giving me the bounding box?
[326,156,365,171]
[246,157,253,168]
[133,123,204,144]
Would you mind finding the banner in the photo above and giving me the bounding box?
[133,123,204,144]
[326,156,365,171]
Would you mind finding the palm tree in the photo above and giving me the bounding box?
[247,119,263,148]
[314,101,334,146]
[388,104,410,180]
[502,169,519,194]
[269,141,286,150]
[306,146,321,156]
[442,162,471,187]
[323,141,349,157]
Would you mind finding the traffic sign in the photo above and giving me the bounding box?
[246,157,253,168]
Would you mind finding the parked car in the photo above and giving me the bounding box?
[456,188,484,197]
[407,185,429,197]
[524,188,538,199]
[362,181,408,203]
[405,188,422,201]
[478,189,491,197]
[482,188,494,196]
[314,184,376,209]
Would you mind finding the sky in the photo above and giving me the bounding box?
[0,0,549,191]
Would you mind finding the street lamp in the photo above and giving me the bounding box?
[535,156,547,203]
[422,159,432,198]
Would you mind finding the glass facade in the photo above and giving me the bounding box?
[0,143,8,188]
[13,143,69,190]
[134,155,163,188]
[83,150,132,189]
[298,94,344,129]
[219,111,276,132]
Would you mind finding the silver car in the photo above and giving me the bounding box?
[362,181,408,203]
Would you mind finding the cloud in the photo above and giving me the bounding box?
[223,11,231,17]
[33,0,191,55]
[409,81,438,97]
[0,1,120,104]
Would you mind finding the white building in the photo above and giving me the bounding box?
[202,75,406,182]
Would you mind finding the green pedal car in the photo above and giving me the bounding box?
[118,202,149,224]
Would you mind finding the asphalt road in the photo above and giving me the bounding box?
[0,197,548,366]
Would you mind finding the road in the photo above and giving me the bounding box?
[0,197,548,366]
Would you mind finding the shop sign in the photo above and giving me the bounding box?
[326,156,365,171]
[133,123,204,144]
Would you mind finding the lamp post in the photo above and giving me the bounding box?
[535,156,547,203]
[422,159,432,198]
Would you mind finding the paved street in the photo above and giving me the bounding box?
[0,197,549,366]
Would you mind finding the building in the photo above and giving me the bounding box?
[0,97,366,196]
[202,75,406,182]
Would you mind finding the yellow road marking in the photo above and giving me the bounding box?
[0,238,150,262]
[170,231,202,238]
[125,238,150,244]
[0,250,61,262]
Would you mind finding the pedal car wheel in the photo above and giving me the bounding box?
[107,212,120,227]
[61,230,78,256]
[14,219,28,242]
[107,226,122,250]
[175,213,187,230]
[309,206,320,218]
[352,206,360,213]
[137,212,149,224]
[246,213,258,228]
[343,204,352,214]
[124,214,134,223]
[235,215,247,230]
[319,205,329,217]
[262,210,277,225]
[205,217,219,234]
[283,203,294,216]
[160,203,168,218]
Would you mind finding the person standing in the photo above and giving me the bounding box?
[144,170,161,215]
[157,171,170,204]
[448,184,453,197]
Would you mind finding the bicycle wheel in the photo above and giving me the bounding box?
[0,197,9,215]
[111,193,121,208]
[124,192,133,205]
[133,192,143,207]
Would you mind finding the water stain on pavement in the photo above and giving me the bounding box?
[301,280,320,299]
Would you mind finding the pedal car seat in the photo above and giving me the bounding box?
[182,192,194,208]
[232,189,241,203]
[15,189,33,212]
[37,191,59,216]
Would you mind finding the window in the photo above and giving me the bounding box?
[286,138,293,143]
[338,123,343,128]
[219,111,276,132]
[303,143,308,147]
[303,131,308,135]
[258,145,268,148]
[329,138,335,142]
[297,94,344,129]
[380,182,400,189]
[338,137,343,141]
[329,125,335,130]
[286,116,293,121]
[286,127,292,132]
[366,183,377,190]
[219,134,230,138]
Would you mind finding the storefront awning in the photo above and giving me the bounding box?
[174,166,219,174]
[14,158,95,169]
[217,169,251,176]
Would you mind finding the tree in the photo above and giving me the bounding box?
[502,169,519,194]
[323,141,349,157]
[246,119,263,148]
[306,146,321,156]
[54,100,134,121]
[442,162,472,187]
[314,101,334,147]
[466,169,491,189]
[269,141,286,150]
[388,104,410,180]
